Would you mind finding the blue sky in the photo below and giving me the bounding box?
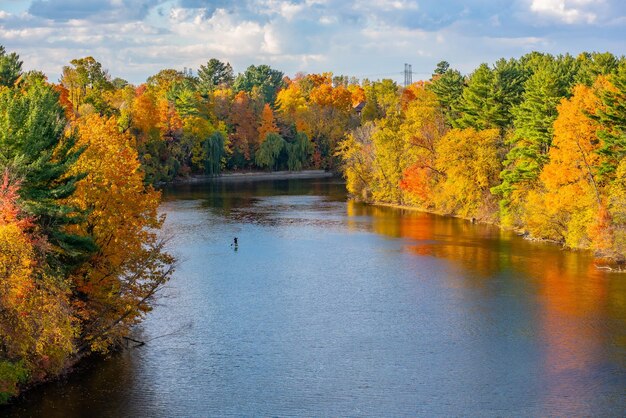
[1,0,625,84]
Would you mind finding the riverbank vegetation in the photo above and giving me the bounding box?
[1,44,625,402]
[337,54,626,263]
[0,47,174,402]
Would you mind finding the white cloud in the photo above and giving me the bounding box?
[529,0,600,24]
[0,0,624,85]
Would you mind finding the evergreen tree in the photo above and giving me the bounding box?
[493,61,573,220]
[593,65,626,181]
[233,65,285,105]
[198,59,234,92]
[575,52,620,87]
[428,67,464,127]
[453,63,494,130]
[0,78,95,267]
[0,45,22,87]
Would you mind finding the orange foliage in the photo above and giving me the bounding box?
[157,98,183,142]
[229,91,258,161]
[258,103,279,143]
[400,164,432,201]
[131,88,159,143]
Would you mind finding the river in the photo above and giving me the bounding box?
[7,178,626,416]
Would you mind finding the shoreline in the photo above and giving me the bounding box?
[166,170,335,185]
[367,200,625,269]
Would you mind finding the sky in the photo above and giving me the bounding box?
[1,0,625,85]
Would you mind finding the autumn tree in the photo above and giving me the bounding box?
[523,83,604,246]
[229,91,259,166]
[61,56,114,115]
[494,60,573,225]
[0,172,75,400]
[336,123,376,199]
[433,128,501,220]
[67,115,173,352]
[258,103,279,143]
[399,87,448,205]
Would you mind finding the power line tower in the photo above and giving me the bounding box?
[404,63,413,87]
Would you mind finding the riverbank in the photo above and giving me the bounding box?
[169,170,334,185]
[369,200,626,269]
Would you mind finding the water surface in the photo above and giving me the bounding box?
[7,178,626,416]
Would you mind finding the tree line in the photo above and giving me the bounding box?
[338,52,626,263]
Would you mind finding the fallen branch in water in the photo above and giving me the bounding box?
[595,264,626,273]
[123,336,145,347]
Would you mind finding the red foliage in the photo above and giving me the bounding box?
[399,164,432,201]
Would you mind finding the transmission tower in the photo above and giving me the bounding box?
[404,63,413,87]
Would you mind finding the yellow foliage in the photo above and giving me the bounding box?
[66,114,170,351]
[433,128,500,219]
[523,83,604,248]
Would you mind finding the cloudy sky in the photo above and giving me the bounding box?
[1,0,625,84]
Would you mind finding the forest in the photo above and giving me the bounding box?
[0,44,625,402]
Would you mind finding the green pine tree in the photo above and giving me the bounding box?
[0,78,96,268]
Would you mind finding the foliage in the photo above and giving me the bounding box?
[255,132,285,170]
[0,46,22,88]
[433,128,500,219]
[0,78,95,268]
[198,59,234,92]
[233,64,285,105]
[286,132,314,171]
[67,115,173,352]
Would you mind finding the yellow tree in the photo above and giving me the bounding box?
[523,82,604,247]
[398,87,448,206]
[433,128,500,220]
[67,115,173,353]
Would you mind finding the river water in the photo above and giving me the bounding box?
[7,178,626,417]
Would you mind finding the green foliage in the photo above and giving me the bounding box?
[0,45,23,88]
[233,65,285,105]
[454,59,525,132]
[61,56,114,115]
[255,132,285,170]
[433,61,450,76]
[0,360,28,403]
[198,59,234,92]
[427,67,464,126]
[453,63,494,129]
[0,79,96,267]
[593,65,626,180]
[204,131,226,175]
[493,59,575,222]
[575,52,620,86]
[286,132,313,171]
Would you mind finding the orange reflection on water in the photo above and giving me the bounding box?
[346,200,626,412]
